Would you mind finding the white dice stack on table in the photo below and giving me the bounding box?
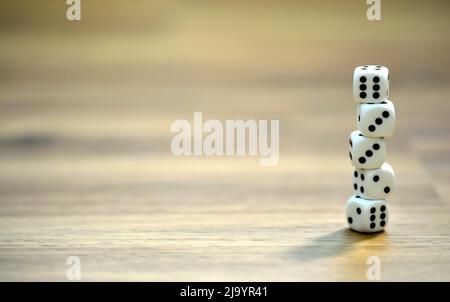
[346,65,396,233]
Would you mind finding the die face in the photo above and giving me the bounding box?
[352,163,395,199]
[357,100,396,138]
[349,131,386,169]
[353,65,389,103]
[346,196,389,233]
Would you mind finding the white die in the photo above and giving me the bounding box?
[353,65,389,103]
[349,131,386,169]
[346,195,389,233]
[357,100,396,138]
[352,163,395,199]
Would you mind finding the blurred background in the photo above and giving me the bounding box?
[0,0,449,281]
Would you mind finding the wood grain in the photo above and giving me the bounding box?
[0,0,450,281]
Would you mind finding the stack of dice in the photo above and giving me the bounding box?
[346,65,396,233]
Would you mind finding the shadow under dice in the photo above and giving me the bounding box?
[349,131,386,169]
[353,65,389,103]
[357,100,396,138]
[352,163,395,199]
[346,195,389,233]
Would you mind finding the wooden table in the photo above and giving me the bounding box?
[0,1,449,281]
